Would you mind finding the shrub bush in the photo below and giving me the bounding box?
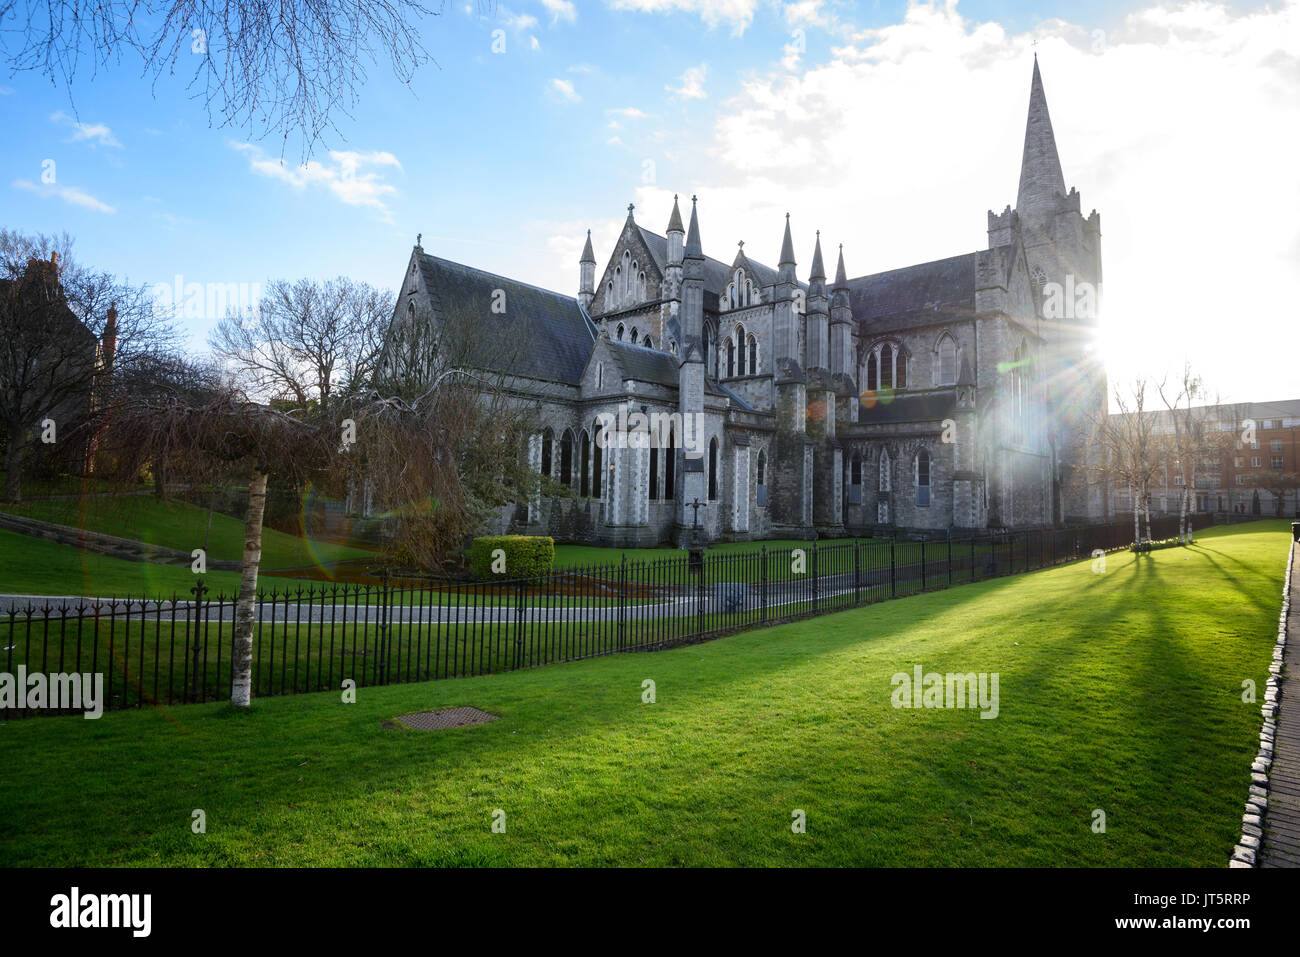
[469,535,555,580]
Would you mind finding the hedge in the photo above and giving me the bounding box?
[469,535,555,580]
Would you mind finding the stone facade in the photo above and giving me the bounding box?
[381,59,1110,546]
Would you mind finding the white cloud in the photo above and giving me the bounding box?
[13,178,115,213]
[668,64,708,99]
[664,0,1300,403]
[541,0,577,23]
[549,77,580,102]
[230,143,402,222]
[0,86,13,95]
[608,0,757,34]
[50,111,122,148]
[503,10,539,30]
[607,106,650,119]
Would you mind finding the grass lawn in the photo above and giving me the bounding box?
[0,494,374,572]
[0,520,1287,866]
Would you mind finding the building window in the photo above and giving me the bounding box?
[748,335,758,375]
[630,326,639,343]
[649,444,659,500]
[736,324,746,374]
[1174,474,1185,486]
[849,453,862,505]
[592,420,603,498]
[665,424,676,500]
[541,428,553,477]
[1235,475,1245,486]
[616,323,625,341]
[596,363,603,390]
[1270,439,1283,452]
[1251,456,1261,468]
[1273,456,1285,470]
[896,352,906,389]
[937,336,957,385]
[880,344,893,389]
[708,437,719,501]
[866,351,878,391]
[726,338,735,378]
[916,449,931,507]
[579,431,591,497]
[560,429,574,487]
[756,450,767,507]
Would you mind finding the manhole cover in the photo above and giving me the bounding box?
[388,707,500,731]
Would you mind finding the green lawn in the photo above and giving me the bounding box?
[0,521,1286,866]
[0,493,374,571]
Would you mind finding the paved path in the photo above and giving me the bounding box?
[1260,540,1300,867]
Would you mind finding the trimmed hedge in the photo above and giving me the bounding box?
[469,535,555,580]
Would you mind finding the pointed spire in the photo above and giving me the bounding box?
[809,230,826,281]
[684,195,703,260]
[778,213,795,267]
[580,229,595,264]
[1016,57,1066,224]
[834,244,848,291]
[667,194,684,234]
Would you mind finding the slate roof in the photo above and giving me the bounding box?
[636,226,799,311]
[857,391,957,425]
[847,252,979,326]
[605,338,728,398]
[417,253,596,386]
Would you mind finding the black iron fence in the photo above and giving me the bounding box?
[1,515,1214,718]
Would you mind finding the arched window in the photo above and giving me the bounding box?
[747,335,758,375]
[616,323,625,341]
[879,449,891,492]
[881,343,894,389]
[756,449,767,507]
[736,324,746,374]
[580,431,591,497]
[407,301,415,322]
[592,419,603,498]
[541,428,553,477]
[866,351,878,391]
[896,350,907,389]
[649,444,659,500]
[665,423,676,500]
[937,335,957,385]
[708,437,719,501]
[916,449,931,507]
[849,452,862,505]
[630,326,639,344]
[643,334,654,348]
[726,337,735,378]
[560,429,574,487]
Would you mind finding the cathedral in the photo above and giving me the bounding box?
[381,58,1110,546]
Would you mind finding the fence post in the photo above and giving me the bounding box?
[889,538,896,599]
[189,577,207,704]
[920,539,926,591]
[761,545,769,623]
[811,542,819,612]
[853,540,861,605]
[617,554,627,650]
[379,567,392,684]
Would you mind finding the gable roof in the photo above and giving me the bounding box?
[415,252,596,386]
[847,252,978,325]
[636,226,797,311]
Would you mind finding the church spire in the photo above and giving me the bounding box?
[778,213,796,267]
[809,230,826,281]
[667,194,684,235]
[1016,56,1066,225]
[684,195,703,261]
[833,243,848,291]
[580,229,595,265]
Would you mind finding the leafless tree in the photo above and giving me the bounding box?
[1092,379,1163,546]
[0,228,176,502]
[209,276,392,412]
[1157,364,1205,544]
[0,1,491,156]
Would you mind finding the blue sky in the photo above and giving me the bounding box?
[3,0,1297,402]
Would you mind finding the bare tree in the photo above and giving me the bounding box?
[0,229,176,501]
[209,276,392,412]
[1157,364,1204,544]
[0,0,472,156]
[1093,379,1163,546]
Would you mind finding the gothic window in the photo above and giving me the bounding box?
[726,337,735,378]
[665,423,677,500]
[849,453,862,505]
[896,351,907,389]
[881,343,894,389]
[747,335,758,375]
[649,444,659,500]
[616,323,625,341]
[580,431,591,497]
[756,450,767,508]
[736,324,746,374]
[541,428,553,477]
[866,351,878,391]
[708,437,719,501]
[592,419,603,498]
[638,271,647,300]
[596,363,603,390]
[560,429,574,487]
[916,449,931,507]
[937,335,957,385]
[879,449,891,492]
[630,326,639,343]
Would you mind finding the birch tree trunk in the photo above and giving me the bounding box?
[1131,484,1139,546]
[230,469,268,708]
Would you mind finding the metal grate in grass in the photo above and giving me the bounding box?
[388,707,500,731]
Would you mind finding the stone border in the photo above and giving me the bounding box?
[1230,540,1292,867]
